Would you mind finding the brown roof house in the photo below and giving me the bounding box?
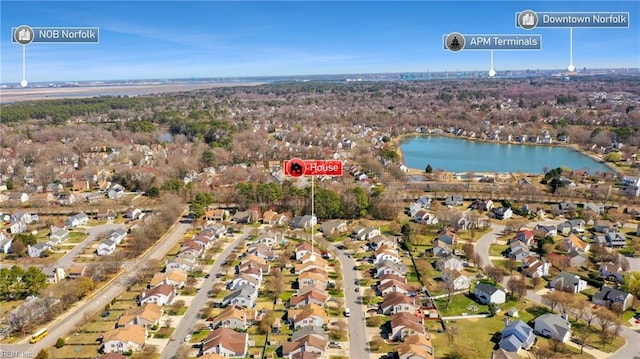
[390,312,425,341]
[138,284,175,306]
[200,327,248,357]
[101,325,147,353]
[116,303,162,328]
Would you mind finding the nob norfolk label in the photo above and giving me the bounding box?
[12,26,100,44]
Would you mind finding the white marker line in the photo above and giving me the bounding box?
[568,27,575,72]
[21,45,28,87]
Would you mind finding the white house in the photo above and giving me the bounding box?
[66,213,89,228]
[534,314,571,342]
[97,239,117,256]
[474,283,506,304]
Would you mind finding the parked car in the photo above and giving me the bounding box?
[184,334,192,342]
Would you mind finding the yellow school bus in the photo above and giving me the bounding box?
[30,328,48,344]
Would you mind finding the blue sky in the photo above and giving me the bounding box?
[1,1,638,83]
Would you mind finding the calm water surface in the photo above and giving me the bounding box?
[400,136,613,174]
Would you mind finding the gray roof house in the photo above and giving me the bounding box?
[549,271,587,293]
[474,282,506,304]
[27,242,51,258]
[222,284,258,308]
[445,195,464,206]
[592,286,634,311]
[534,314,571,342]
[499,320,535,352]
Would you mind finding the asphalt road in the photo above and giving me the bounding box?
[317,237,370,359]
[44,223,124,273]
[0,220,192,357]
[161,231,249,359]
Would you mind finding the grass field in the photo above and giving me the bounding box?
[435,294,489,317]
[431,316,505,358]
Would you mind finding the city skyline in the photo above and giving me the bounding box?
[1,1,639,84]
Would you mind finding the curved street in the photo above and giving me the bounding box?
[474,219,640,359]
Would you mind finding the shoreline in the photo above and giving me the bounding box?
[392,132,621,176]
[0,82,265,103]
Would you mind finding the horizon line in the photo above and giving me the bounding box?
[2,67,639,87]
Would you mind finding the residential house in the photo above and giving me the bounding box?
[124,207,143,220]
[603,231,627,248]
[0,234,12,254]
[240,254,271,274]
[262,210,289,225]
[599,262,625,283]
[594,220,614,234]
[232,210,259,224]
[97,239,117,256]
[513,229,535,246]
[499,320,535,353]
[508,240,530,261]
[378,279,415,296]
[435,254,464,272]
[107,184,125,200]
[179,240,204,259]
[290,325,328,344]
[470,198,494,211]
[256,231,283,246]
[396,334,434,359]
[138,284,175,306]
[247,243,276,261]
[390,312,425,341]
[534,314,571,342]
[413,209,438,225]
[281,334,327,358]
[287,303,329,329]
[27,242,51,258]
[101,325,147,353]
[568,251,589,268]
[149,269,187,289]
[592,286,634,311]
[49,227,70,246]
[374,245,401,265]
[474,283,506,304]
[444,195,464,206]
[7,192,29,203]
[282,333,327,358]
[549,271,587,293]
[369,235,397,249]
[492,207,513,220]
[381,292,420,316]
[116,303,162,328]
[289,287,328,309]
[566,219,586,233]
[200,327,248,357]
[375,260,407,278]
[521,257,549,278]
[441,270,472,290]
[166,255,198,272]
[210,306,250,330]
[533,224,557,238]
[298,269,328,290]
[556,222,572,236]
[550,202,577,216]
[563,235,590,253]
[437,228,458,246]
[621,176,640,197]
[67,265,87,279]
[204,208,229,221]
[57,193,76,205]
[222,284,258,308]
[295,241,321,261]
[97,208,116,220]
[108,228,127,245]
[229,273,261,291]
[65,213,89,228]
[291,215,317,229]
[71,180,90,192]
[522,203,546,218]
[320,220,348,236]
[354,227,381,241]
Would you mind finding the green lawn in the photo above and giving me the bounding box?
[51,344,101,358]
[488,244,509,257]
[435,294,489,317]
[430,316,505,359]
